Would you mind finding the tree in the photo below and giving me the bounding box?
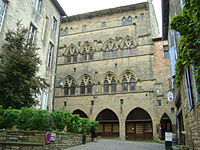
[0,23,46,109]
[170,0,200,93]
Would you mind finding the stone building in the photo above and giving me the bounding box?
[0,0,66,110]
[54,1,176,140]
[162,0,200,149]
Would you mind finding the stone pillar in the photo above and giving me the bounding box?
[119,119,126,140]
[152,119,159,140]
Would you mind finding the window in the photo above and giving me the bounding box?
[127,16,132,25]
[121,72,136,92]
[47,43,54,67]
[104,40,117,59]
[41,88,48,110]
[89,49,93,60]
[64,77,76,96]
[52,17,57,32]
[122,38,136,56]
[0,0,7,31]
[157,100,162,106]
[185,67,194,110]
[101,22,106,28]
[82,50,87,61]
[73,52,78,63]
[122,17,126,25]
[80,75,93,95]
[140,13,144,19]
[34,0,42,13]
[163,45,169,58]
[82,25,87,32]
[66,52,71,64]
[28,24,37,44]
[103,74,117,93]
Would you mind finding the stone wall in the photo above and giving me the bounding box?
[0,130,89,150]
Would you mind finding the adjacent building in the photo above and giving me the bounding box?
[0,0,66,110]
[54,1,176,140]
[162,0,200,149]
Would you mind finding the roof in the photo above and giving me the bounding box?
[51,0,67,17]
[62,2,148,22]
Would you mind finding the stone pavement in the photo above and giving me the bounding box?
[65,139,165,150]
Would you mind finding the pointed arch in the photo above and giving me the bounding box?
[122,17,127,25]
[127,16,133,24]
[96,108,119,137]
[120,71,136,92]
[160,113,172,140]
[80,42,95,61]
[102,39,118,58]
[64,75,77,96]
[73,109,88,118]
[120,37,138,56]
[102,72,118,93]
[126,107,153,140]
[64,44,79,64]
[78,74,93,95]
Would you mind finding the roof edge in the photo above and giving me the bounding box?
[51,0,67,17]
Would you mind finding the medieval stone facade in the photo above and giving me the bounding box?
[0,0,66,110]
[54,1,176,140]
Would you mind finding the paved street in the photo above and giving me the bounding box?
[65,139,165,150]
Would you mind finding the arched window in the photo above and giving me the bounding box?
[121,72,136,92]
[89,49,93,60]
[80,75,93,95]
[111,78,117,92]
[104,40,118,59]
[80,81,86,95]
[66,52,71,64]
[122,38,136,56]
[103,74,117,93]
[82,50,87,61]
[64,77,76,96]
[122,78,128,91]
[87,81,92,95]
[127,16,132,25]
[122,17,126,25]
[81,43,95,61]
[103,80,109,93]
[73,51,78,63]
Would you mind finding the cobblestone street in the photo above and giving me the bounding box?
[65,139,165,150]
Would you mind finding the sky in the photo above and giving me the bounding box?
[57,0,162,35]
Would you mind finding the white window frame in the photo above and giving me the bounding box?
[28,24,37,44]
[47,43,54,68]
[0,0,7,31]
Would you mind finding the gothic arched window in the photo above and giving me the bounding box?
[65,45,79,64]
[122,38,136,56]
[104,40,118,59]
[64,77,76,96]
[121,72,136,92]
[80,75,93,95]
[127,16,133,25]
[103,74,117,93]
[122,17,126,25]
[81,43,95,61]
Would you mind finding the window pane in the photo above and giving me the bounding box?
[82,51,87,61]
[73,55,77,63]
[89,50,93,60]
[122,83,128,91]
[80,85,85,95]
[67,55,71,63]
[111,84,116,92]
[64,87,69,95]
[70,87,75,95]
[87,86,92,95]
[130,47,135,56]
[123,49,128,56]
[130,82,135,91]
[112,51,117,58]
[105,51,110,58]
[104,84,109,93]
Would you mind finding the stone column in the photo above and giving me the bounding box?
[152,119,159,140]
[119,119,126,140]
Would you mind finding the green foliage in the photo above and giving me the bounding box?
[51,110,70,131]
[170,0,200,94]
[0,23,46,109]
[0,107,99,133]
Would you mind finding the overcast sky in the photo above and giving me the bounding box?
[57,0,162,35]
